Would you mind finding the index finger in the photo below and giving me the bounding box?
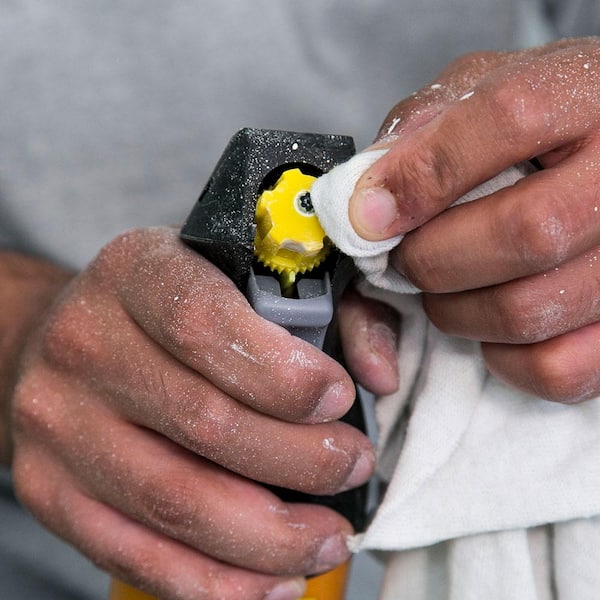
[98,228,355,423]
[349,43,600,240]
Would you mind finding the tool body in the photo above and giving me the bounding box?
[110,128,371,600]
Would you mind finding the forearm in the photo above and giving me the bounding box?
[0,251,72,466]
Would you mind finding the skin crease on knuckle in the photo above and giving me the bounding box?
[384,139,462,230]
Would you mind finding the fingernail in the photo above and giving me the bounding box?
[352,187,399,238]
[314,535,351,572]
[265,578,306,600]
[369,322,399,391]
[369,321,397,362]
[340,448,375,492]
[308,381,353,423]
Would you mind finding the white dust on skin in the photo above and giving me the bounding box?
[519,296,567,342]
[533,212,572,267]
[321,437,340,453]
[517,47,600,146]
[218,332,327,418]
[111,230,358,445]
[381,44,600,152]
[110,229,329,418]
[386,117,402,137]
[524,243,600,343]
[21,228,360,593]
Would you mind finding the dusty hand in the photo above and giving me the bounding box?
[349,38,600,403]
[10,227,378,600]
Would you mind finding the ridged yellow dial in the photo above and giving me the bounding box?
[254,168,330,293]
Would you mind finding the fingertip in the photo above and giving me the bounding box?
[349,337,399,397]
[360,359,399,397]
[306,378,356,423]
[339,446,376,492]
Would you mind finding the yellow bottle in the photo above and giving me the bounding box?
[109,561,349,600]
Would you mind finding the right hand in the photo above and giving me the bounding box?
[348,38,600,404]
[10,226,376,600]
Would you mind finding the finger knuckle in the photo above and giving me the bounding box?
[491,285,551,343]
[525,347,593,403]
[11,372,65,440]
[138,475,199,536]
[40,295,106,372]
[398,143,456,208]
[302,438,358,496]
[253,518,320,575]
[484,79,542,148]
[509,197,573,272]
[160,297,207,354]
[397,240,444,291]
[90,230,142,287]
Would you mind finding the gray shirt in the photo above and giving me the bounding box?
[1,2,598,599]
[0,0,534,267]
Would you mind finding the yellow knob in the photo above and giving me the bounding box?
[254,168,330,293]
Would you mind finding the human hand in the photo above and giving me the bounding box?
[10,226,380,600]
[348,38,600,403]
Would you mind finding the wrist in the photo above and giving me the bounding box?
[0,251,73,465]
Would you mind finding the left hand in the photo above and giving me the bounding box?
[348,37,600,403]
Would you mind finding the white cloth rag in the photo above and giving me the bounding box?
[311,149,600,600]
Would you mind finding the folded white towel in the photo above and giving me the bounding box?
[311,149,600,600]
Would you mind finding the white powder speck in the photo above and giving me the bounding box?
[322,437,347,456]
[292,142,299,151]
[347,533,364,553]
[559,289,565,295]
[323,437,336,450]
[230,341,259,364]
[430,83,442,90]
[268,504,289,516]
[386,117,402,135]
[460,91,475,101]
[287,348,317,368]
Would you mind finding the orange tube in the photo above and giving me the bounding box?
[109,580,155,600]
[109,561,350,600]
[303,562,350,600]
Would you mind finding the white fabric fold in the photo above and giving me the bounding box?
[311,149,600,599]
